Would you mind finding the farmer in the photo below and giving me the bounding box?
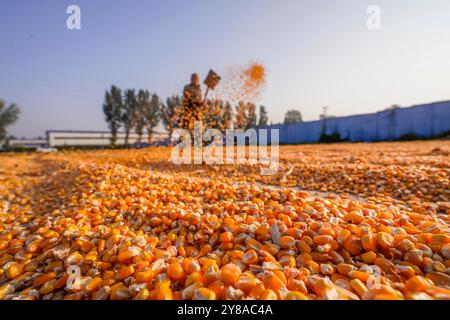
[182,73,203,133]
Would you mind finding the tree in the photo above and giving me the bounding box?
[205,99,237,131]
[249,104,257,128]
[161,95,182,135]
[0,100,20,142]
[258,105,268,127]
[102,85,123,146]
[145,93,161,143]
[122,89,138,145]
[234,101,256,130]
[134,90,149,143]
[283,109,303,124]
[202,99,220,129]
[223,101,233,130]
[385,104,401,111]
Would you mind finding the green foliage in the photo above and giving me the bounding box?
[145,93,161,142]
[122,89,138,145]
[398,133,420,141]
[436,130,450,139]
[235,101,256,130]
[161,95,182,134]
[223,101,233,129]
[102,85,123,146]
[204,99,223,130]
[258,105,268,127]
[385,104,401,111]
[249,105,257,129]
[0,100,21,141]
[55,144,128,151]
[283,109,302,124]
[134,90,150,142]
[0,146,35,153]
[319,131,347,143]
[103,87,162,145]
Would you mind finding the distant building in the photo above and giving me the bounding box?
[8,139,47,148]
[46,130,168,148]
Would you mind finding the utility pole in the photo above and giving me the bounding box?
[322,106,329,119]
[320,106,330,140]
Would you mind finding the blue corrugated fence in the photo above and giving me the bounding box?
[260,100,450,144]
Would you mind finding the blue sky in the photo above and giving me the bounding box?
[1,0,449,138]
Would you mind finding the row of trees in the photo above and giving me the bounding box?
[102,86,313,146]
[283,109,303,124]
[102,85,273,145]
[102,86,160,145]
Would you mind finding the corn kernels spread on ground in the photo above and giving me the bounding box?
[0,141,449,300]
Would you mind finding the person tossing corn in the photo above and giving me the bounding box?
[181,70,221,136]
[181,73,203,134]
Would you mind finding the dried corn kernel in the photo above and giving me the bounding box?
[0,143,448,301]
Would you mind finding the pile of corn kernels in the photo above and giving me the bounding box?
[0,141,449,300]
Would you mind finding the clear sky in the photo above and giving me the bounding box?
[1,0,449,138]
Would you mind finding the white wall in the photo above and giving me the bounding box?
[8,139,47,148]
[47,131,167,147]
